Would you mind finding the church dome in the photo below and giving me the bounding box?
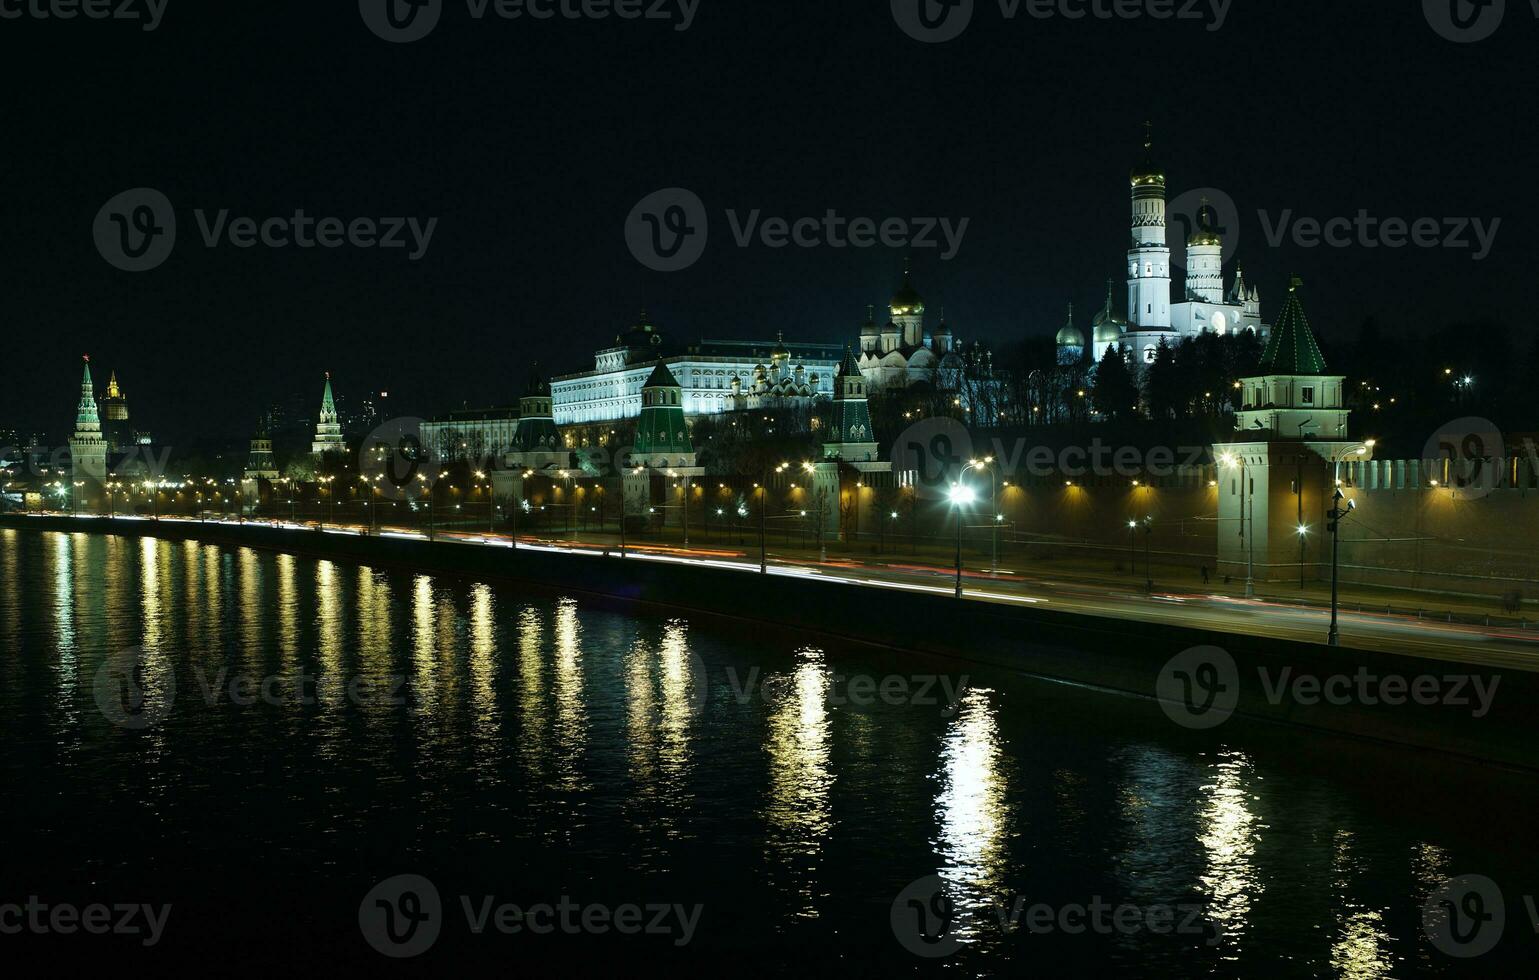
[890,263,924,316]
[1093,316,1126,346]
[1130,125,1164,187]
[770,332,790,360]
[859,307,879,337]
[1057,323,1085,348]
[1188,204,1223,246]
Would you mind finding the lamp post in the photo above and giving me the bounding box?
[420,473,435,540]
[801,461,824,562]
[72,481,82,517]
[1220,453,1254,597]
[1297,522,1310,588]
[1143,516,1154,592]
[144,481,159,522]
[1327,487,1356,647]
[761,462,787,574]
[320,475,335,527]
[949,482,976,599]
[1127,520,1138,575]
[476,470,494,533]
[106,481,117,519]
[963,457,998,574]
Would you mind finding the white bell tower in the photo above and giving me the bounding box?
[1127,122,1171,330]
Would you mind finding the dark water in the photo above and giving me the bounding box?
[2,528,1538,975]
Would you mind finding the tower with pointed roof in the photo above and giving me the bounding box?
[512,365,561,455]
[1215,279,1371,584]
[311,372,346,458]
[245,422,280,481]
[632,362,694,467]
[823,347,879,462]
[1185,200,1226,304]
[1235,278,1347,441]
[1127,122,1172,333]
[69,355,108,483]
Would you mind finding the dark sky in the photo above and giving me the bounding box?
[4,0,1533,445]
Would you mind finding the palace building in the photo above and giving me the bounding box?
[551,313,843,428]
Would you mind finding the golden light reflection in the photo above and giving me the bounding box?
[551,598,590,794]
[468,584,500,750]
[935,686,1009,928]
[516,606,548,777]
[623,621,698,865]
[1328,829,1396,979]
[139,537,164,654]
[411,575,438,713]
[763,646,833,919]
[354,569,395,724]
[1197,749,1263,953]
[275,553,297,670]
[49,534,77,700]
[315,560,343,706]
[238,549,262,671]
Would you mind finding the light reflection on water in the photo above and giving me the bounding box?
[934,685,1010,939]
[762,646,834,919]
[1198,749,1263,957]
[0,531,1534,974]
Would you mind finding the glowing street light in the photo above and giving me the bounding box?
[948,482,976,599]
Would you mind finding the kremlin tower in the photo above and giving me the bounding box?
[311,373,346,458]
[68,356,108,484]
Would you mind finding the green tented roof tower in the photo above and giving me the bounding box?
[1258,278,1329,375]
[633,362,694,466]
[823,347,878,462]
[513,364,561,453]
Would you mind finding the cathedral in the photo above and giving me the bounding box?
[855,260,967,389]
[1059,131,1270,369]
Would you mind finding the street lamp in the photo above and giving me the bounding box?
[948,482,976,599]
[1296,523,1310,588]
[801,461,825,562]
[71,480,82,517]
[319,475,335,527]
[143,480,159,521]
[1327,488,1356,647]
[963,457,998,574]
[1127,520,1138,576]
[1219,452,1254,597]
[475,470,494,533]
[1143,516,1154,592]
[419,473,435,540]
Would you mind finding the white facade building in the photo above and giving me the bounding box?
[552,315,842,426]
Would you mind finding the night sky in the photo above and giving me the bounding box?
[4,0,1533,445]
